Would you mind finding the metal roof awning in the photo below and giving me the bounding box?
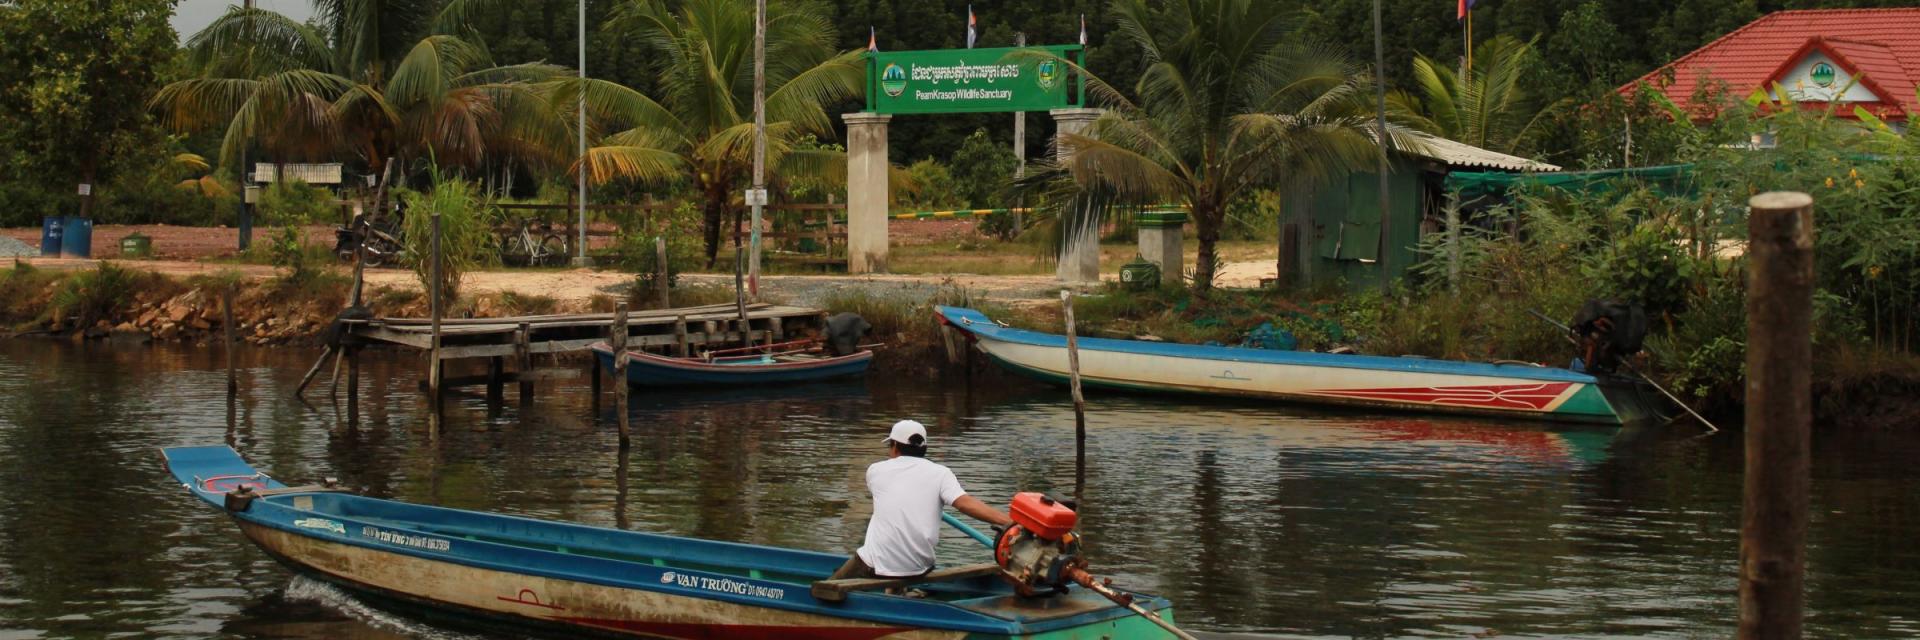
[252,163,344,185]
[1403,135,1563,172]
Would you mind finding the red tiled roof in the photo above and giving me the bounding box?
[1620,9,1920,118]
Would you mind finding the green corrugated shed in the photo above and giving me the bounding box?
[1285,154,1429,290]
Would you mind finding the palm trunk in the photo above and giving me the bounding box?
[1192,202,1221,293]
[702,196,724,268]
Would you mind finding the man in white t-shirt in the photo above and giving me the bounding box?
[830,420,1014,581]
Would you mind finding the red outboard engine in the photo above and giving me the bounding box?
[994,493,1087,596]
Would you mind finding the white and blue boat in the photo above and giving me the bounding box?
[163,445,1178,639]
[937,306,1662,425]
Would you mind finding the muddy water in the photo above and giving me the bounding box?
[0,340,1916,639]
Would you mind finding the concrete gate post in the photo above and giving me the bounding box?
[1051,108,1105,284]
[843,112,892,274]
[1137,209,1187,286]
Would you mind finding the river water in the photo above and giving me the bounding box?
[0,340,1915,639]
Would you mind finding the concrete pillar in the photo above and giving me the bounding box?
[843,112,891,274]
[1052,108,1104,284]
[1137,210,1187,286]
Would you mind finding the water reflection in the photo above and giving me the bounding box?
[0,340,1915,638]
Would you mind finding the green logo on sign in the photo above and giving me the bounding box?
[1811,62,1836,88]
[1036,59,1060,90]
[881,63,908,97]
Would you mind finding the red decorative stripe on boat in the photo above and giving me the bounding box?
[1305,382,1574,411]
[550,617,909,640]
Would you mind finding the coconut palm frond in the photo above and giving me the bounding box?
[185,7,335,76]
[579,145,686,185]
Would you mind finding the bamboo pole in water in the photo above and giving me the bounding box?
[1739,192,1814,640]
[1061,290,1087,506]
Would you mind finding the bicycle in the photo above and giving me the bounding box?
[498,216,569,267]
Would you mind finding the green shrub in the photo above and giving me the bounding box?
[617,201,702,294]
[401,174,499,307]
[259,179,335,225]
[50,262,149,328]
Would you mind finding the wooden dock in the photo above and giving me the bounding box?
[336,302,829,408]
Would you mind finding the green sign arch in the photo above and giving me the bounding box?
[864,45,1084,115]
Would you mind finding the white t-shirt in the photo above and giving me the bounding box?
[855,456,967,577]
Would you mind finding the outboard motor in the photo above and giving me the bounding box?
[1570,300,1647,374]
[823,312,871,356]
[991,492,1194,638]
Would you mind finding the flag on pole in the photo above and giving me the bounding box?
[1457,0,1476,20]
[1079,14,1087,46]
[868,26,878,53]
[966,5,977,49]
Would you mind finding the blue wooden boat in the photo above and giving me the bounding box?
[938,306,1663,425]
[589,341,873,386]
[162,445,1177,639]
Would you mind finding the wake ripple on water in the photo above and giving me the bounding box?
[281,577,485,640]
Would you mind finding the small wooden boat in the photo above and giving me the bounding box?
[163,445,1177,639]
[937,306,1662,425]
[589,340,873,386]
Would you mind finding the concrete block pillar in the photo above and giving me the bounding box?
[1137,209,1187,286]
[844,112,892,274]
[1051,108,1104,284]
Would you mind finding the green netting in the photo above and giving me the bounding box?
[1445,164,1696,200]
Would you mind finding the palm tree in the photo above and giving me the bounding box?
[577,0,864,266]
[151,4,570,177]
[1035,0,1424,292]
[1401,36,1564,154]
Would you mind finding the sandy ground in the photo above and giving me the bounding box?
[5,222,1271,307]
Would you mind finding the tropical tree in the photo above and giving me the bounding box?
[1033,0,1422,292]
[150,4,571,178]
[1401,36,1565,155]
[577,0,864,266]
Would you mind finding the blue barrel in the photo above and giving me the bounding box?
[39,216,63,256]
[60,216,93,258]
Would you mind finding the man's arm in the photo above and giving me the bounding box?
[951,494,1014,528]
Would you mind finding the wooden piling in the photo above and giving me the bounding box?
[1061,290,1088,507]
[428,212,444,419]
[223,285,237,395]
[612,303,631,447]
[346,347,359,426]
[1739,191,1815,640]
[734,251,751,349]
[770,317,784,341]
[515,321,533,402]
[675,315,690,357]
[489,356,506,402]
[655,236,671,308]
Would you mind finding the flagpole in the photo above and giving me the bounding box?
[1466,6,1474,75]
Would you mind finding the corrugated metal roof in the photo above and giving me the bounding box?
[252,163,344,185]
[1620,9,1920,119]
[1404,135,1561,172]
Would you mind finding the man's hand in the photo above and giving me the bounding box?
[952,495,1015,528]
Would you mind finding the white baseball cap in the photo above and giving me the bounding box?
[884,420,928,446]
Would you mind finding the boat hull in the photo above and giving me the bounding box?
[939,306,1652,425]
[163,446,1175,640]
[592,343,873,386]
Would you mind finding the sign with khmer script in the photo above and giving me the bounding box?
[867,45,1081,115]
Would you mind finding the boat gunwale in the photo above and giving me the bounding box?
[936,305,1601,384]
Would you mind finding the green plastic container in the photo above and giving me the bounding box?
[1118,255,1161,290]
[120,232,153,258]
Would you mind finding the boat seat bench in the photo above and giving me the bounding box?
[811,563,1002,603]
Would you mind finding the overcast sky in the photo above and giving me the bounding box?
[171,0,317,39]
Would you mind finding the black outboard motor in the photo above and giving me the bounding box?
[823,312,872,356]
[1570,300,1647,374]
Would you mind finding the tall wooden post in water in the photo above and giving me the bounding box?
[611,303,631,447]
[1060,290,1087,506]
[223,284,237,395]
[1740,191,1814,640]
[427,213,444,430]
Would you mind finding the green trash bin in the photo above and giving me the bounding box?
[120,232,153,258]
[1118,255,1161,290]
